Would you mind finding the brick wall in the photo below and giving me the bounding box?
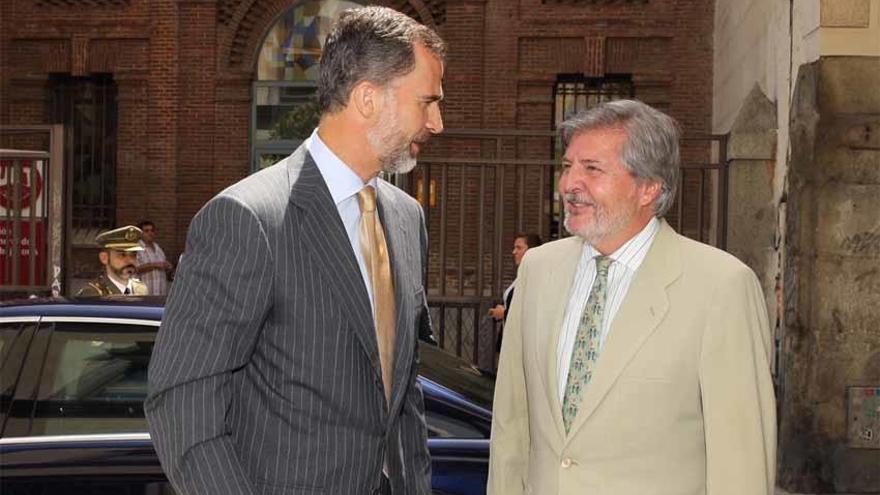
[0,0,714,295]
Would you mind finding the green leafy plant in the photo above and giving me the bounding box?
[269,99,321,140]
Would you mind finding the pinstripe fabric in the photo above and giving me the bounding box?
[145,144,433,495]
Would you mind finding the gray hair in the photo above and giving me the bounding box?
[559,99,681,217]
[317,6,446,113]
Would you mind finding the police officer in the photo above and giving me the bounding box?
[76,225,149,297]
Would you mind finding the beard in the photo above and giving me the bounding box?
[562,191,639,246]
[109,263,137,281]
[366,97,428,175]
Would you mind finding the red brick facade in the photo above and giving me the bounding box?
[0,0,714,292]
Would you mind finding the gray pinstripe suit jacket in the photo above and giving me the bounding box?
[145,145,433,495]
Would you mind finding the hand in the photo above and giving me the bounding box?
[162,261,173,272]
[488,304,505,321]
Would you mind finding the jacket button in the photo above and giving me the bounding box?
[561,458,573,468]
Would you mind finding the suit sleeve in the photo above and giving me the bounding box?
[145,196,273,495]
[487,252,532,495]
[700,265,776,495]
[399,205,433,494]
[417,206,436,345]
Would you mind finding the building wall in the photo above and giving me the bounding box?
[820,0,880,56]
[713,0,880,491]
[0,0,716,295]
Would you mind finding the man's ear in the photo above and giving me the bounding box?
[350,80,379,120]
[99,251,110,266]
[639,180,663,208]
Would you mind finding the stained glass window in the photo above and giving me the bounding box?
[252,0,364,171]
[257,0,363,82]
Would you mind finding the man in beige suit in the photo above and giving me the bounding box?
[487,100,776,495]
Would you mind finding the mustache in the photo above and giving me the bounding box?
[412,131,432,145]
[563,192,594,204]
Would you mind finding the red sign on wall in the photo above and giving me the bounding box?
[0,158,45,216]
[0,158,48,287]
[0,220,46,286]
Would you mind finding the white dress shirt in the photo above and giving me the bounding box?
[306,129,378,315]
[107,273,134,294]
[557,217,661,402]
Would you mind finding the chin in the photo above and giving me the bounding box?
[382,157,417,175]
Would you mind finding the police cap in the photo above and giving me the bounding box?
[95,225,144,252]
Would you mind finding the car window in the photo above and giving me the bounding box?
[31,321,155,436]
[0,322,22,368]
[1,322,32,406]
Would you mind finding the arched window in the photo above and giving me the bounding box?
[252,0,364,171]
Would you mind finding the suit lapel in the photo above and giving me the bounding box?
[376,182,412,414]
[538,237,583,440]
[287,147,381,381]
[564,221,681,442]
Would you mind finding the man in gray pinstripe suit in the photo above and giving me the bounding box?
[145,7,444,495]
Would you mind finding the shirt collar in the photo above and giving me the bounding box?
[584,217,661,271]
[106,273,132,294]
[306,129,378,204]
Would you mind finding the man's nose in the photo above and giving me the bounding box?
[427,104,443,135]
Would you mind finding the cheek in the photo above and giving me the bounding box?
[558,173,568,193]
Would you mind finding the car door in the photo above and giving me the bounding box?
[5,317,158,437]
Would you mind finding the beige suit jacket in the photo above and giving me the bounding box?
[487,221,776,495]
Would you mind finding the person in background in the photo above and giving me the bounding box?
[135,220,173,295]
[489,233,543,351]
[76,225,149,297]
[489,233,543,324]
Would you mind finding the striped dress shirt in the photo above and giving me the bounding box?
[556,217,661,402]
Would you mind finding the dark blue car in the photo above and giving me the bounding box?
[0,297,494,495]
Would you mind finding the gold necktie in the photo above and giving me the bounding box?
[357,185,396,405]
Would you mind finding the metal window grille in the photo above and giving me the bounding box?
[47,74,118,231]
[552,74,635,128]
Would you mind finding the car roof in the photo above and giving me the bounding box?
[0,296,165,321]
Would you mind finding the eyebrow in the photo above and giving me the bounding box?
[562,158,600,166]
[422,94,444,103]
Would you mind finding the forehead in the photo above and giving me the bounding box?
[564,127,627,160]
[393,43,444,91]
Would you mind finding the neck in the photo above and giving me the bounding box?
[105,269,128,287]
[591,215,655,255]
[318,114,380,183]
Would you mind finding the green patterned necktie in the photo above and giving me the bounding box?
[562,255,613,434]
